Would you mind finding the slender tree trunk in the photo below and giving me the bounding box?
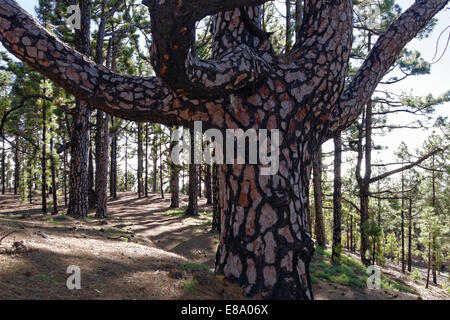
[205,163,212,205]
[63,147,67,206]
[169,127,180,208]
[401,172,405,273]
[431,154,437,284]
[159,127,164,199]
[426,230,431,288]
[50,136,58,215]
[68,100,91,218]
[88,145,96,209]
[211,164,220,232]
[358,100,373,265]
[125,131,128,191]
[198,164,202,198]
[68,0,91,218]
[312,147,326,246]
[28,157,33,204]
[295,0,303,40]
[186,127,198,216]
[109,118,117,199]
[346,215,350,250]
[14,136,20,195]
[1,136,5,195]
[331,133,342,264]
[285,0,292,51]
[350,215,354,252]
[95,112,110,219]
[41,100,47,214]
[152,155,158,193]
[145,123,149,197]
[407,197,412,272]
[137,122,143,198]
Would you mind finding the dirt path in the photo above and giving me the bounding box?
[0,192,448,300]
[106,193,218,267]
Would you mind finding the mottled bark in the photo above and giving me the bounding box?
[1,0,446,300]
[331,133,342,264]
[312,147,326,247]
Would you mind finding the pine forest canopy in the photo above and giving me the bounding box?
[0,0,448,300]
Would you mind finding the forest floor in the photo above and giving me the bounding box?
[0,192,448,300]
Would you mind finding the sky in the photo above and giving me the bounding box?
[4,0,450,175]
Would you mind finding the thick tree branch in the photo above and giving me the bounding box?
[326,0,449,137]
[369,148,444,184]
[0,0,215,125]
[145,0,273,98]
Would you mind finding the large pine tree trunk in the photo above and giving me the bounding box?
[215,161,315,299]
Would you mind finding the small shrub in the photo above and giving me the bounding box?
[182,279,198,294]
[182,263,210,272]
[166,209,185,216]
[409,268,422,282]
